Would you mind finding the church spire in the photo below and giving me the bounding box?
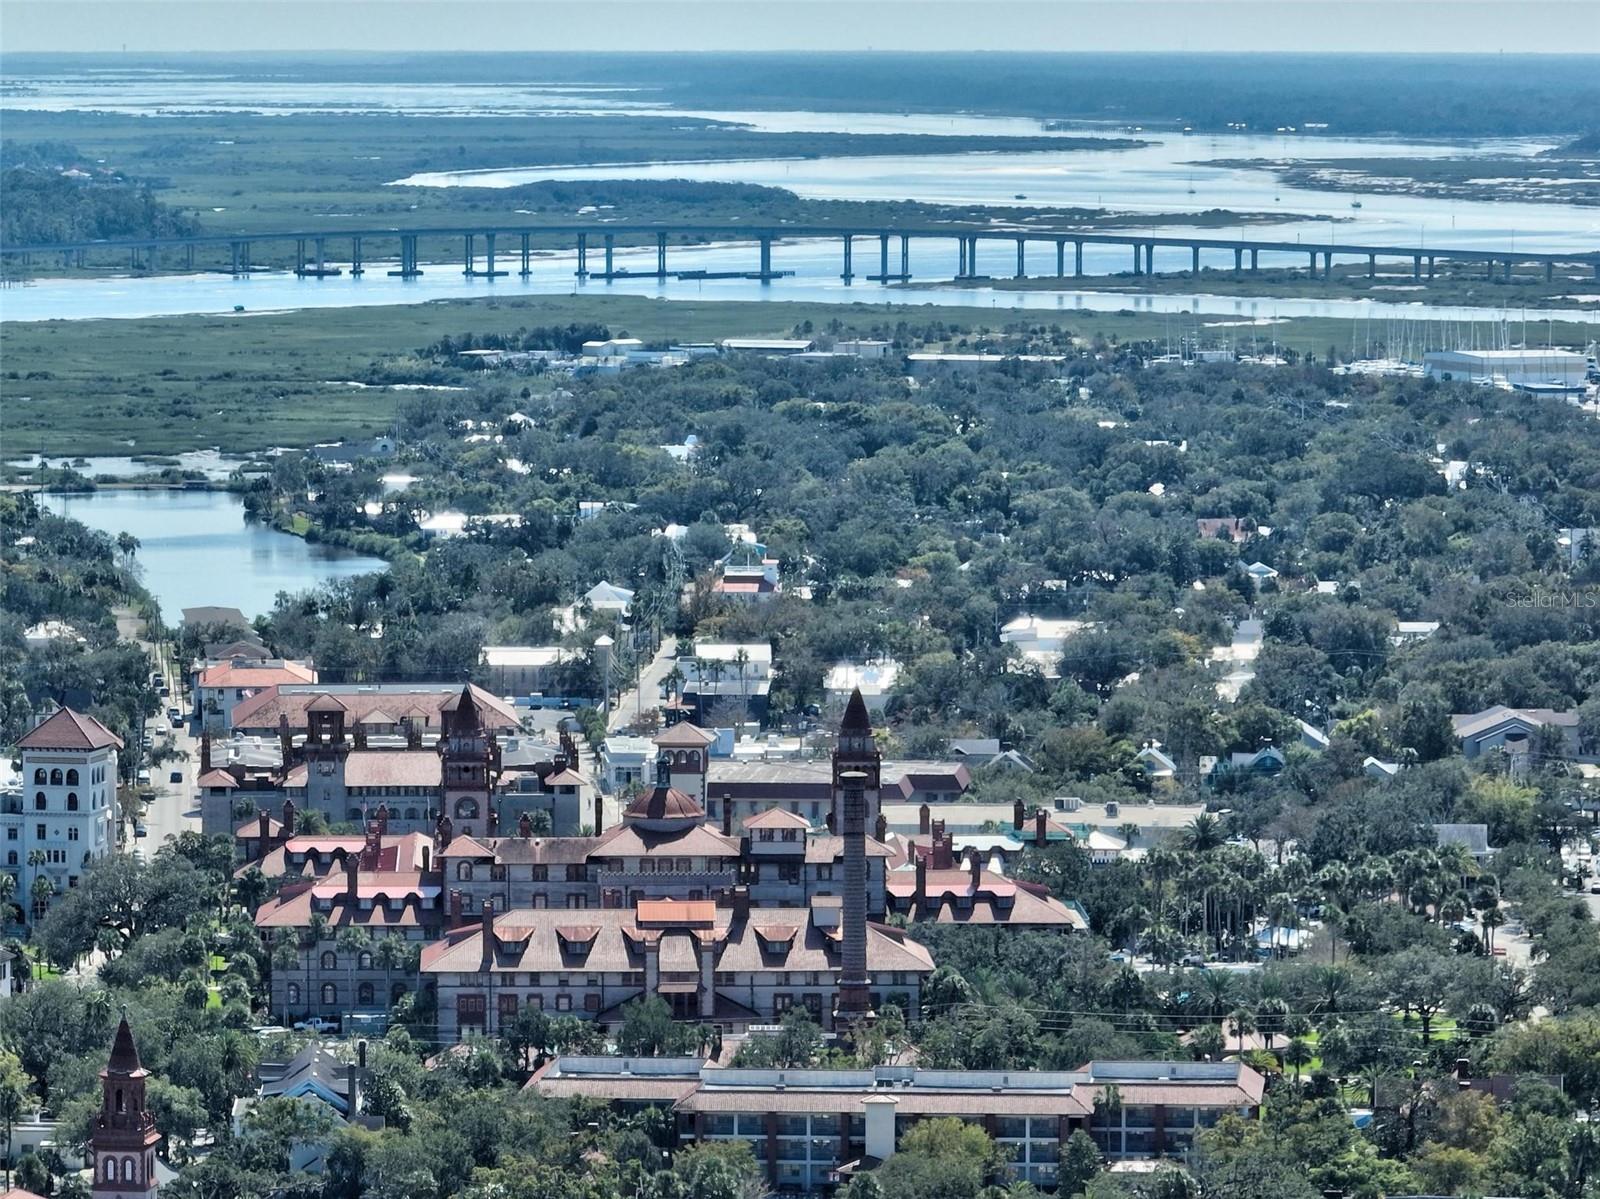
[93,1014,161,1197]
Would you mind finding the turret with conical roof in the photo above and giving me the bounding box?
[93,1015,161,1197]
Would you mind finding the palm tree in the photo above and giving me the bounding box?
[1227,1007,1257,1058]
[305,912,329,1014]
[271,939,299,1020]
[0,873,15,928]
[1283,1037,1313,1089]
[1479,904,1506,953]
[1181,813,1225,854]
[336,926,372,1013]
[375,935,407,1011]
[1197,968,1235,1020]
[28,875,53,925]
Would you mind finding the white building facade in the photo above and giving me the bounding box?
[10,708,123,920]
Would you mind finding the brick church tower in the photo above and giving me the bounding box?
[92,1016,162,1198]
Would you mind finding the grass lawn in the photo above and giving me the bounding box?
[1,292,1446,456]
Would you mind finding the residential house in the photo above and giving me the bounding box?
[1451,705,1580,761]
[824,662,900,714]
[197,659,317,730]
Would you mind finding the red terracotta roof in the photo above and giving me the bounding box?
[199,661,316,689]
[653,722,716,748]
[200,768,240,789]
[18,708,123,752]
[623,786,704,822]
[743,807,811,830]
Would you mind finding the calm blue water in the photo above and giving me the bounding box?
[41,489,387,620]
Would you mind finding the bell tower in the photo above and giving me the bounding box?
[833,689,880,1027]
[439,685,499,839]
[92,1015,162,1198]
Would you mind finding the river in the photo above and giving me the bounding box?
[40,489,387,620]
[3,73,1597,326]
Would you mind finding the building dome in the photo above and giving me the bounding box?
[624,786,705,829]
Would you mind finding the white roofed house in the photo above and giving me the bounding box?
[1000,614,1094,678]
[824,661,900,714]
[560,580,636,634]
[479,645,582,701]
[679,642,774,726]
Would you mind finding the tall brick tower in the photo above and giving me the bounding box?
[833,689,880,1025]
[92,1015,162,1198]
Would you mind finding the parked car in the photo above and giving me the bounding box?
[293,1017,339,1034]
[169,770,183,784]
[136,768,151,785]
[133,822,148,838]
[167,707,182,723]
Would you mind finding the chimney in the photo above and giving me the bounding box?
[405,717,421,749]
[487,805,499,837]
[449,888,463,929]
[421,845,430,873]
[914,856,927,908]
[375,803,389,835]
[1012,797,1025,832]
[593,790,604,836]
[835,769,873,1023]
[200,735,212,773]
[256,810,270,861]
[362,823,381,869]
[518,812,533,838]
[918,803,930,835]
[721,792,733,837]
[278,713,293,761]
[347,1063,362,1116]
[282,797,297,838]
[480,899,496,971]
[874,812,888,842]
[353,721,367,750]
[1035,809,1048,847]
[931,821,951,869]
[345,853,358,904]
[727,885,750,922]
[969,850,983,891]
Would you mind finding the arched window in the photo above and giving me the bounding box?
[321,983,337,1006]
[456,862,473,881]
[34,793,45,811]
[123,1156,137,1184]
[287,983,301,1005]
[454,797,478,820]
[357,982,374,1005]
[32,769,45,785]
[115,1088,125,1114]
[65,769,79,785]
[50,769,63,786]
[688,751,700,770]
[404,807,419,820]
[7,851,16,866]
[103,1159,115,1182]
[320,951,337,971]
[357,951,373,970]
[67,793,79,811]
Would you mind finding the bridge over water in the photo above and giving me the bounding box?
[4,224,1597,285]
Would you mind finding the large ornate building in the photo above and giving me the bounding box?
[251,694,1080,1026]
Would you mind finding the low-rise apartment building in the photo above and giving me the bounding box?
[531,1057,1265,1192]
